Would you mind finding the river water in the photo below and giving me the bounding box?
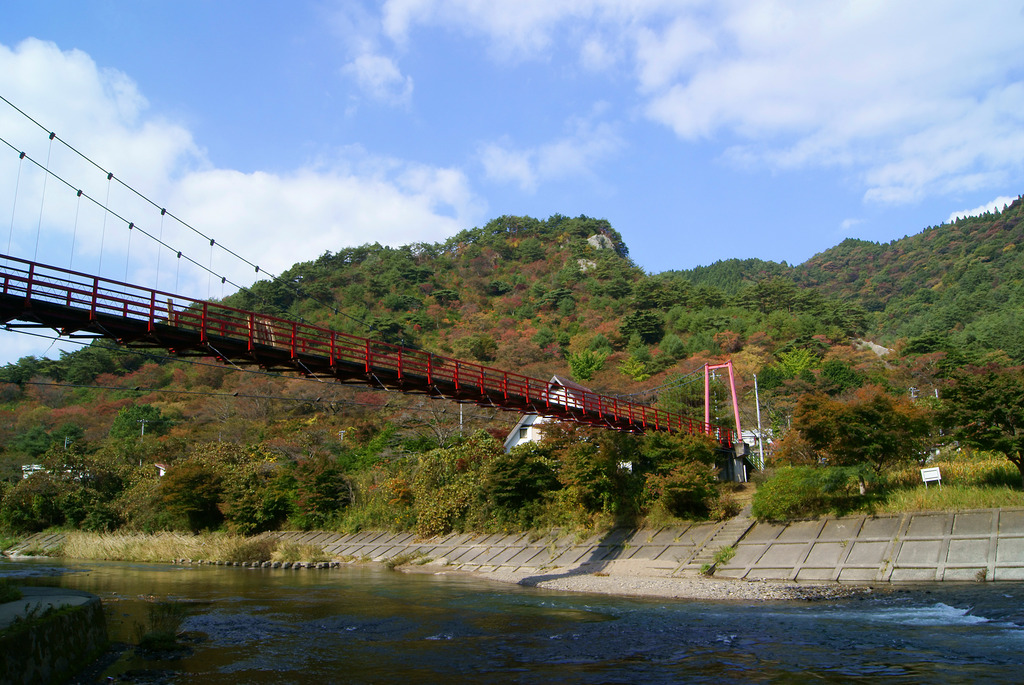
[3,558,1023,683]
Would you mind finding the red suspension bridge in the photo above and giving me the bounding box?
[0,253,736,446]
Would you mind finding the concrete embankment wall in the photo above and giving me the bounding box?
[0,588,108,684]
[269,507,1024,583]
[10,507,1024,583]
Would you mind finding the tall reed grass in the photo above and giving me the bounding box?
[60,531,296,563]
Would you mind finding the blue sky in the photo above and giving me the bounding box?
[1,1,1023,363]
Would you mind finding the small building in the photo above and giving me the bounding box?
[21,464,45,479]
[504,375,595,452]
[503,413,550,452]
[542,374,592,410]
[154,463,170,477]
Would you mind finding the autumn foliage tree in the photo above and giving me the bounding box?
[941,364,1024,487]
[788,385,932,489]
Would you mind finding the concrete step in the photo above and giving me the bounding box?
[676,518,754,574]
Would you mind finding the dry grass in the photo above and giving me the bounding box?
[271,540,331,563]
[61,531,289,563]
[876,484,1024,513]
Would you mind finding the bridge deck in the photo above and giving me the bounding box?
[0,254,733,444]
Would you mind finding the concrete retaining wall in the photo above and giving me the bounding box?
[0,588,108,684]
[271,508,1024,583]
[10,506,1024,583]
[717,508,1024,583]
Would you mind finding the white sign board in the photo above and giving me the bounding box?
[921,467,942,487]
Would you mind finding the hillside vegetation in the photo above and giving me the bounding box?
[1,199,1022,536]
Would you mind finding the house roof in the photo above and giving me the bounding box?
[548,374,593,395]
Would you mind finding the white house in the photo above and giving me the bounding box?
[503,413,551,452]
[542,374,592,410]
[503,376,594,452]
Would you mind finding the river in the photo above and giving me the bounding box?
[3,558,1023,683]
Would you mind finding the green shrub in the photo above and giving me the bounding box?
[0,578,22,603]
[477,446,560,529]
[412,432,500,536]
[750,466,869,520]
[643,461,719,519]
[291,457,351,530]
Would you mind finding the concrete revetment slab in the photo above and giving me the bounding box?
[755,542,807,568]
[946,538,989,564]
[777,520,823,542]
[859,516,901,539]
[741,523,785,543]
[804,542,845,567]
[996,537,1024,563]
[905,514,950,538]
[890,567,939,582]
[998,510,1024,532]
[952,511,996,536]
[818,518,862,541]
[896,540,943,565]
[845,540,888,566]
[724,545,763,569]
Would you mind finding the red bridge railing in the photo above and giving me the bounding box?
[0,254,733,445]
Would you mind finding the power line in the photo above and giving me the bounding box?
[0,95,376,335]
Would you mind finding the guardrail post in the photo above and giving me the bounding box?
[24,262,34,304]
[148,290,157,332]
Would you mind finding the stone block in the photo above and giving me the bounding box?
[747,568,791,580]
[648,527,690,545]
[550,547,591,566]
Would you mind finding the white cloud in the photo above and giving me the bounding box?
[343,52,414,104]
[478,117,622,192]
[377,1,1024,207]
[0,38,485,363]
[947,195,1017,224]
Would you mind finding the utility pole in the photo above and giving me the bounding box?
[137,418,150,467]
[753,373,765,470]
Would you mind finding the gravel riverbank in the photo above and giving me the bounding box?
[439,566,877,601]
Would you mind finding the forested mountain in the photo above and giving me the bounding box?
[1,198,1022,534]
